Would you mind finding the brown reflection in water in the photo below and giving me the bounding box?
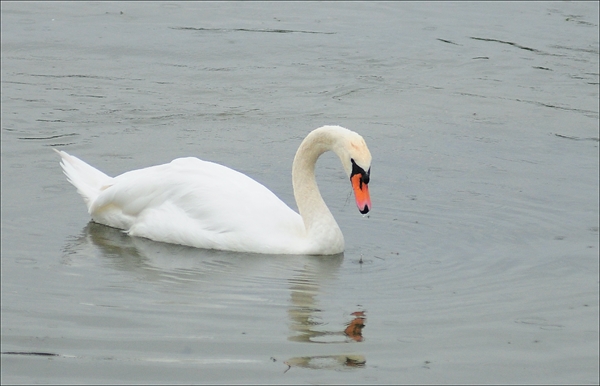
[344,311,366,342]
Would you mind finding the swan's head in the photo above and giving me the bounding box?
[295,125,372,215]
[333,128,372,215]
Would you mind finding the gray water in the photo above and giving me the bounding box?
[1,2,599,384]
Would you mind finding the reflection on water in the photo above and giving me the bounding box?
[344,311,366,342]
[63,222,366,370]
[63,222,266,283]
[288,271,367,344]
[284,354,366,372]
[286,252,367,370]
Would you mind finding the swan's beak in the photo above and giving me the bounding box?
[351,173,371,214]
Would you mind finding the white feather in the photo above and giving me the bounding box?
[56,125,372,255]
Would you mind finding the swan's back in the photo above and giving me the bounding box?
[59,153,305,254]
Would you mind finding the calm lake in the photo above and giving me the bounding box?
[1,2,598,384]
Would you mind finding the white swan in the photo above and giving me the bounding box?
[56,125,372,255]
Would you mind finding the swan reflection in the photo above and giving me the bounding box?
[62,222,270,283]
[285,251,367,371]
[284,354,366,372]
[63,222,367,370]
[288,272,367,344]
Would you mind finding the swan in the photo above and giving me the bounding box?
[55,125,372,255]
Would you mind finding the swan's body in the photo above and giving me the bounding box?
[56,125,372,255]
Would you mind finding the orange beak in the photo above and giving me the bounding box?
[351,173,371,214]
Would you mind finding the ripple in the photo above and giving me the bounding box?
[515,317,565,330]
[15,257,37,265]
[396,335,426,343]
[413,285,433,291]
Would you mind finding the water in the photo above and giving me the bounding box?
[1,2,598,384]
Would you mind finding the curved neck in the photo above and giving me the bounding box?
[291,129,342,239]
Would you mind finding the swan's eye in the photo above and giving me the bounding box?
[350,159,370,185]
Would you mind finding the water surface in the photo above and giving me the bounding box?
[1,2,599,384]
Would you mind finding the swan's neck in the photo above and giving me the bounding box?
[292,129,344,250]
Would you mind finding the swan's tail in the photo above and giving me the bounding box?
[54,149,113,212]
